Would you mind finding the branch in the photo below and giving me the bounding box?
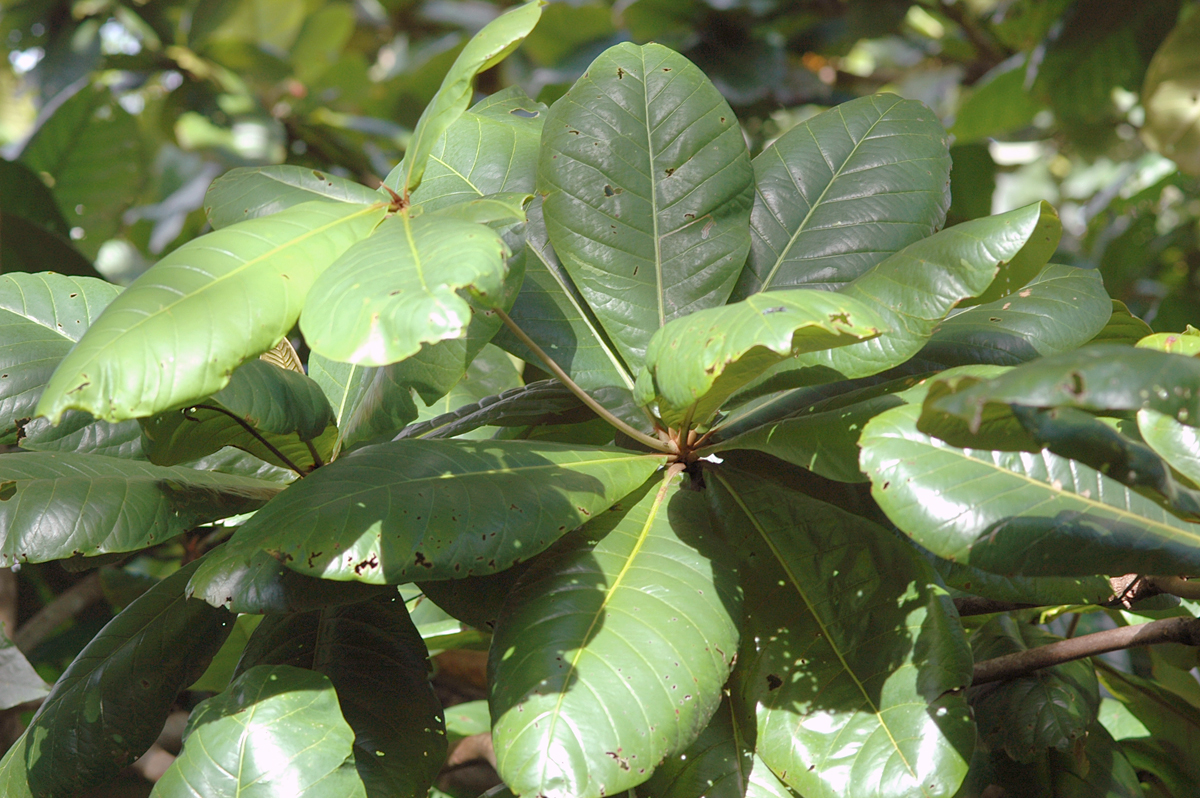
[1144,575,1200,601]
[972,616,1200,686]
[13,571,104,653]
[954,596,1039,617]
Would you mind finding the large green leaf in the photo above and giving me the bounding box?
[1141,6,1200,175]
[37,200,387,424]
[1087,300,1154,346]
[0,453,281,565]
[189,439,665,592]
[203,165,381,229]
[1096,662,1200,786]
[408,86,547,212]
[740,201,1061,398]
[18,412,145,458]
[930,344,1200,430]
[24,559,232,797]
[234,593,445,798]
[969,616,1099,762]
[709,469,974,798]
[384,0,544,196]
[633,289,887,427]
[732,94,951,298]
[490,473,742,798]
[538,42,755,368]
[931,552,1114,608]
[399,379,587,441]
[1140,407,1200,487]
[302,213,509,366]
[0,272,121,443]
[860,403,1200,576]
[151,665,366,798]
[309,355,419,458]
[920,264,1111,367]
[141,359,336,473]
[18,84,146,258]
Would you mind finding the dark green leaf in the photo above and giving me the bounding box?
[235,593,445,798]
[19,412,145,458]
[417,559,534,631]
[151,665,366,798]
[0,158,69,238]
[188,613,263,693]
[949,60,1043,144]
[0,214,101,278]
[538,42,755,367]
[24,559,232,796]
[38,201,387,424]
[309,355,420,458]
[1087,300,1154,346]
[490,473,741,798]
[733,94,951,297]
[398,379,586,441]
[929,553,1114,608]
[190,440,666,590]
[0,453,281,565]
[203,165,381,229]
[709,469,974,798]
[1048,723,1142,798]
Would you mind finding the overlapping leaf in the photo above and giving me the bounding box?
[1096,662,1200,787]
[204,165,380,229]
[1087,300,1154,345]
[234,593,445,797]
[709,469,974,798]
[151,665,366,798]
[861,403,1200,576]
[24,560,232,797]
[397,379,585,441]
[490,474,742,798]
[633,289,886,427]
[302,213,509,366]
[189,439,665,593]
[37,200,387,424]
[0,629,50,710]
[732,94,951,298]
[18,412,145,458]
[0,453,281,565]
[538,42,755,368]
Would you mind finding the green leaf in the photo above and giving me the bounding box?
[234,593,446,798]
[733,94,952,298]
[1137,325,1200,356]
[141,359,336,473]
[709,469,974,798]
[931,553,1114,608]
[151,665,366,798]
[920,264,1112,367]
[1140,407,1200,487]
[931,344,1200,431]
[18,412,145,458]
[969,616,1099,762]
[0,158,70,239]
[538,42,755,368]
[18,84,147,258]
[422,194,531,226]
[405,343,523,426]
[0,733,33,798]
[950,60,1043,144]
[309,356,420,457]
[742,201,1061,397]
[188,613,263,693]
[417,558,534,631]
[37,200,387,424]
[203,165,381,229]
[190,439,665,591]
[1141,6,1200,175]
[0,628,51,710]
[0,453,281,565]
[398,379,586,441]
[0,272,121,444]
[860,403,1200,576]
[1048,723,1142,798]
[1087,300,1154,346]
[634,289,887,427]
[24,559,232,797]
[1,214,101,279]
[302,213,509,366]
[408,86,547,212]
[490,473,741,798]
[384,0,545,196]
[1096,662,1200,785]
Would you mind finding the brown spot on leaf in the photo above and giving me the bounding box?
[767,674,782,690]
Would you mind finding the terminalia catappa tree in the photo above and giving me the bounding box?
[8,1,1200,796]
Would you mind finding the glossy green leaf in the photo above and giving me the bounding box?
[1096,662,1200,786]
[385,0,544,196]
[302,213,509,366]
[0,452,281,565]
[931,554,1114,608]
[1087,300,1153,346]
[18,412,144,458]
[932,344,1200,431]
[970,616,1099,762]
[38,200,387,424]
[309,356,420,457]
[743,201,1061,397]
[141,359,336,473]
[1141,6,1200,175]
[709,469,974,798]
[733,94,951,298]
[234,593,445,798]
[408,86,547,212]
[1138,325,1200,355]
[190,439,665,592]
[422,194,531,226]
[920,264,1111,367]
[204,165,380,229]
[860,403,1200,576]
[151,665,366,798]
[539,42,755,368]
[1139,407,1200,487]
[0,272,121,444]
[490,473,742,798]
[405,343,523,429]
[398,379,586,441]
[0,628,50,710]
[24,559,232,797]
[635,290,887,427]
[18,84,146,258]
[639,698,796,798]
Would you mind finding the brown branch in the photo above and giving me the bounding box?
[972,616,1200,686]
[954,597,1039,617]
[13,571,104,653]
